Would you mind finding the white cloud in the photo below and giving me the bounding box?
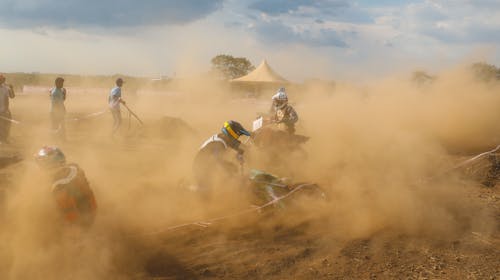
[0,0,498,80]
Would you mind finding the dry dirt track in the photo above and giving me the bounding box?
[121,183,500,280]
[0,90,499,279]
[1,156,499,280]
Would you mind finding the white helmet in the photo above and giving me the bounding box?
[34,146,66,169]
[272,87,288,109]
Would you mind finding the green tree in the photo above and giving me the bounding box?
[470,62,500,82]
[411,70,435,86]
[211,54,255,80]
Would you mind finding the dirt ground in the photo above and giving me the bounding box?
[0,75,499,279]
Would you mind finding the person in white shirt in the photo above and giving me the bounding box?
[49,77,67,140]
[108,78,126,135]
[0,74,15,143]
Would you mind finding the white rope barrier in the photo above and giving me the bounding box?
[138,183,316,237]
[450,145,500,171]
[0,109,108,126]
[65,109,108,122]
[419,144,500,183]
[0,115,21,124]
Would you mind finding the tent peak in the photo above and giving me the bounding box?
[232,59,288,83]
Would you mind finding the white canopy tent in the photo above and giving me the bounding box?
[231,60,288,96]
[231,60,288,84]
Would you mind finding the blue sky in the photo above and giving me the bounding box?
[0,0,498,81]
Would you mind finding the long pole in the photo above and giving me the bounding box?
[0,115,21,124]
[122,103,144,125]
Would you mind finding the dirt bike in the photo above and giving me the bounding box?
[247,169,327,210]
[181,166,327,211]
[248,116,309,167]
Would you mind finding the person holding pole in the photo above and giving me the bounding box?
[49,77,67,141]
[0,74,15,144]
[108,78,126,136]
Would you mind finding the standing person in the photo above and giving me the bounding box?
[108,78,126,135]
[0,74,16,143]
[49,77,67,140]
[0,74,15,144]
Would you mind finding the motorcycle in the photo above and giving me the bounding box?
[248,116,309,167]
[247,169,327,210]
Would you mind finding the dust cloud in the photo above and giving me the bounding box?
[0,63,498,278]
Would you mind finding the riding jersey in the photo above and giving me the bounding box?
[52,163,96,226]
[194,134,239,175]
[270,104,298,134]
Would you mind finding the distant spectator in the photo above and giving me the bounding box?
[0,74,15,144]
[49,77,67,140]
[108,78,126,135]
